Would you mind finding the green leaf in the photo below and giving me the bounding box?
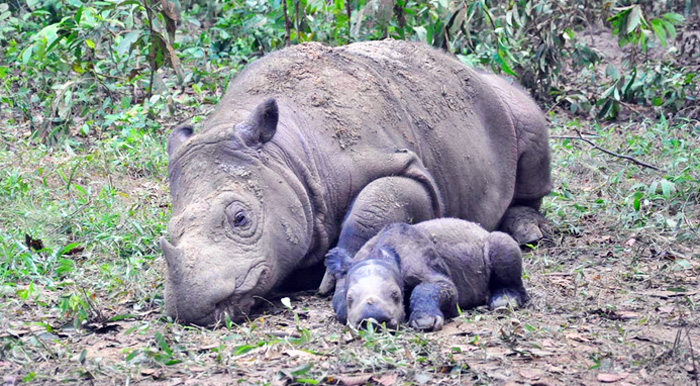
[75,6,83,24]
[662,13,684,25]
[494,50,517,77]
[22,373,36,382]
[60,242,81,256]
[108,314,137,322]
[86,39,95,49]
[291,363,313,376]
[650,19,667,46]
[117,30,141,58]
[660,19,676,40]
[626,5,642,34]
[633,192,642,211]
[125,349,140,362]
[660,179,675,198]
[155,332,173,357]
[234,344,254,355]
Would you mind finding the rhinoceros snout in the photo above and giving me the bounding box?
[159,236,266,325]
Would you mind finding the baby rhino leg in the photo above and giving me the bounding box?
[485,232,530,309]
[408,277,457,332]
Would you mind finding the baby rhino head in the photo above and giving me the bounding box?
[326,247,404,330]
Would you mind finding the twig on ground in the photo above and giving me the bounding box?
[544,272,573,277]
[550,135,599,140]
[681,194,700,238]
[568,129,664,172]
[688,326,699,386]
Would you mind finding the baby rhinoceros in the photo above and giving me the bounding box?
[326,218,529,331]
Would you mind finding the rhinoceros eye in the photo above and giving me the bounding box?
[391,289,401,303]
[233,211,248,227]
[347,294,355,307]
[225,202,251,231]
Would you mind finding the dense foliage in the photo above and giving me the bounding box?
[1,0,698,142]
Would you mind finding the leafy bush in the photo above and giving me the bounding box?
[2,0,698,141]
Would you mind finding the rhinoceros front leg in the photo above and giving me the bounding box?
[408,276,458,332]
[318,176,437,295]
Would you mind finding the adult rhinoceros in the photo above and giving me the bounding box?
[160,39,551,326]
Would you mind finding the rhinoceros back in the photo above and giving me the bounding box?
[214,40,521,230]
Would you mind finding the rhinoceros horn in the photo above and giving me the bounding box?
[236,98,279,147]
[160,237,184,284]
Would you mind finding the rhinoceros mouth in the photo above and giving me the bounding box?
[214,296,256,324]
[211,263,270,324]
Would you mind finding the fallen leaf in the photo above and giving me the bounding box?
[3,375,21,386]
[330,374,372,386]
[565,332,590,342]
[625,238,636,247]
[25,234,44,251]
[547,365,565,374]
[519,368,543,380]
[639,369,648,379]
[597,372,629,383]
[140,368,159,377]
[283,349,318,359]
[374,373,398,386]
[414,372,432,384]
[616,311,641,320]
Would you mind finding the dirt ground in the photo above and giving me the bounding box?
[2,112,699,386]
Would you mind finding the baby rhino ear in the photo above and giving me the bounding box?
[325,248,354,279]
[379,246,401,269]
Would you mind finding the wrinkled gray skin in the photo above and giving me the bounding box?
[161,40,551,326]
[326,219,529,331]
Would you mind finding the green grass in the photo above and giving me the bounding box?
[1,112,698,384]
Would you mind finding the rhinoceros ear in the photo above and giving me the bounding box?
[325,248,354,279]
[167,125,193,158]
[379,246,401,269]
[237,98,278,148]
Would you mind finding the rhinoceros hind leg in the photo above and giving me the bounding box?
[486,231,529,309]
[489,287,529,309]
[498,205,549,245]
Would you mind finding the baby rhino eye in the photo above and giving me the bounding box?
[390,288,401,303]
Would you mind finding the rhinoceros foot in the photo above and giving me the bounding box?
[408,310,445,332]
[499,206,549,245]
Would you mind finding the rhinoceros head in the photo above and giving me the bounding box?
[161,99,314,325]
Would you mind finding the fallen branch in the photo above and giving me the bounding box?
[566,129,664,172]
[689,326,699,386]
[550,135,599,140]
